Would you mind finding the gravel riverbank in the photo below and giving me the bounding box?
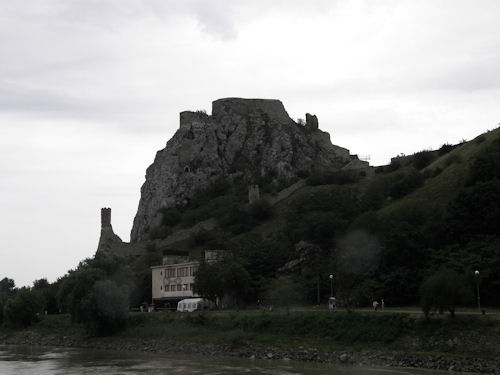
[1,331,499,374]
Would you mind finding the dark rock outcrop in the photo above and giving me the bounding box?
[130,98,367,242]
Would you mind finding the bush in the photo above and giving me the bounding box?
[57,251,133,335]
[444,153,462,167]
[307,170,360,186]
[249,199,273,220]
[387,159,401,172]
[159,207,181,226]
[149,225,169,240]
[189,178,231,208]
[265,277,300,312]
[438,143,455,156]
[191,229,215,246]
[0,277,16,324]
[3,287,45,327]
[85,280,130,336]
[446,179,500,241]
[389,169,424,199]
[422,167,443,179]
[420,268,471,318]
[218,203,254,234]
[412,150,437,170]
[466,147,500,186]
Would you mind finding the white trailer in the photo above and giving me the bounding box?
[176,298,213,312]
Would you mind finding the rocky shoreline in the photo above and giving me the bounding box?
[1,331,499,374]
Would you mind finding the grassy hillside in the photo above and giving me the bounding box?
[138,127,500,309]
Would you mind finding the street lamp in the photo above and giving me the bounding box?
[329,274,334,297]
[474,270,481,311]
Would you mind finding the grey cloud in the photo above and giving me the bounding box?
[189,1,238,40]
[0,80,163,131]
[426,56,500,92]
[53,0,239,40]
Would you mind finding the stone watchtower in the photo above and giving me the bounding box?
[97,207,123,252]
[101,207,112,228]
[305,113,318,131]
[248,185,260,204]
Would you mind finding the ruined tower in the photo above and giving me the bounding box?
[97,207,123,253]
[101,207,112,228]
[248,185,260,205]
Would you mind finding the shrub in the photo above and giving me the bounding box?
[389,169,424,199]
[265,277,300,313]
[159,207,181,226]
[0,277,16,324]
[3,287,45,327]
[149,225,169,240]
[466,148,500,186]
[57,252,133,335]
[85,280,130,336]
[412,150,437,170]
[191,229,215,246]
[297,170,310,179]
[307,170,360,186]
[249,199,273,220]
[422,167,443,179]
[438,143,455,156]
[420,268,471,318]
[387,159,401,172]
[475,134,486,144]
[444,153,462,167]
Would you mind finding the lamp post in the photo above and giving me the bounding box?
[329,274,334,298]
[474,270,481,311]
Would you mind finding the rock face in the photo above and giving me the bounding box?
[130,98,366,242]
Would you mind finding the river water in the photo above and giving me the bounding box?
[0,345,448,375]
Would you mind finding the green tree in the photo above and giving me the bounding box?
[334,230,381,311]
[412,150,436,170]
[446,180,500,243]
[265,277,300,313]
[194,258,251,308]
[129,246,162,307]
[32,278,59,314]
[0,277,15,298]
[249,199,274,220]
[57,251,133,335]
[0,277,16,324]
[84,280,130,336]
[389,169,424,199]
[3,287,45,327]
[419,268,471,318]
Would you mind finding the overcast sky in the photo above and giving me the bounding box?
[1,0,500,287]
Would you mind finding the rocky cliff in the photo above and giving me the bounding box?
[130,98,366,242]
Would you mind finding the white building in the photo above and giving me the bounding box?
[151,248,226,309]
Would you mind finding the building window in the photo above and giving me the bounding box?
[177,284,182,291]
[177,267,188,277]
[189,266,198,276]
[190,283,194,290]
[166,268,176,277]
[170,285,176,292]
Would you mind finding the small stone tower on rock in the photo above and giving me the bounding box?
[97,207,123,252]
[248,185,260,204]
[101,207,112,228]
